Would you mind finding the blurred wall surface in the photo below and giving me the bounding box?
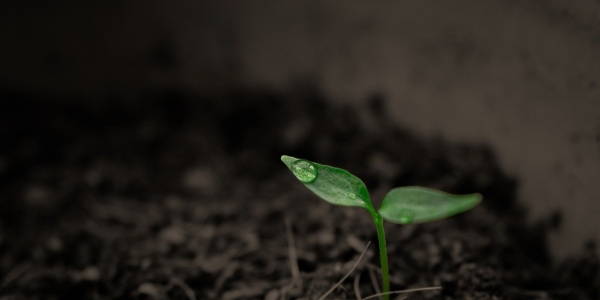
[2,0,600,258]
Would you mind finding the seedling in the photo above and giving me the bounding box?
[281,155,481,300]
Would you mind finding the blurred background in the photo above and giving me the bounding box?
[1,0,599,259]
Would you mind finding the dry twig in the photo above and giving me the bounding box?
[285,216,300,281]
[361,286,442,300]
[318,241,371,300]
[353,273,362,300]
[367,268,381,300]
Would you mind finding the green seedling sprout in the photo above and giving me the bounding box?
[281,155,481,300]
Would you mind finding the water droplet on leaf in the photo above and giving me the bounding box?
[398,209,414,224]
[291,160,318,183]
[348,193,356,199]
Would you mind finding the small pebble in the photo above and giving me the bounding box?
[23,185,52,207]
[46,236,63,252]
[159,225,185,245]
[140,258,152,270]
[182,167,218,193]
[79,266,100,281]
[317,230,334,245]
[138,283,161,299]
[264,289,279,300]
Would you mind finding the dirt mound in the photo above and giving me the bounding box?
[0,88,597,299]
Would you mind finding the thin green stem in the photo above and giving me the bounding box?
[372,213,389,300]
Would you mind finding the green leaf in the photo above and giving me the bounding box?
[281,155,374,210]
[378,186,481,224]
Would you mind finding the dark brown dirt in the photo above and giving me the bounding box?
[0,88,598,300]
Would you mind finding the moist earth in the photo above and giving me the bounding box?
[0,88,598,299]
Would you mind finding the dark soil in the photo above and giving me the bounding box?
[0,88,598,300]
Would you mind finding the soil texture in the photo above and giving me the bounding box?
[0,88,598,299]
